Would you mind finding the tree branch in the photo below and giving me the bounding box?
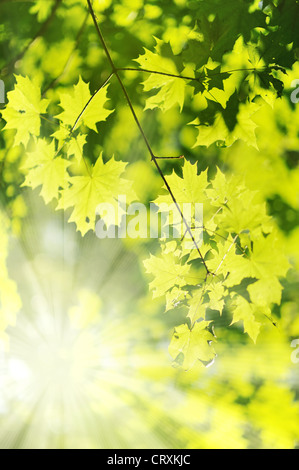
[86,0,210,274]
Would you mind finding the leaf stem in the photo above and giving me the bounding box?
[53,72,114,177]
[116,67,197,81]
[71,72,114,133]
[115,66,269,82]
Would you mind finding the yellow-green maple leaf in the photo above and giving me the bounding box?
[154,160,208,206]
[169,321,216,370]
[230,295,265,343]
[193,102,259,149]
[57,154,134,236]
[1,75,49,146]
[51,126,87,164]
[207,281,226,314]
[67,134,87,164]
[143,251,190,299]
[223,232,290,288]
[216,190,272,236]
[187,289,207,324]
[135,38,186,112]
[165,287,188,312]
[207,235,240,278]
[187,280,226,325]
[206,166,245,206]
[22,138,70,204]
[247,277,283,307]
[56,76,113,132]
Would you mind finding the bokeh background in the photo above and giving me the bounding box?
[0,0,299,449]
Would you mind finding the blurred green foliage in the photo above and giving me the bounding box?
[0,0,299,450]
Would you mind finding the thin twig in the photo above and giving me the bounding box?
[155,155,185,160]
[86,0,210,274]
[116,66,197,81]
[116,66,269,81]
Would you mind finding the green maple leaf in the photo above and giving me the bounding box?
[165,287,188,312]
[169,321,216,370]
[206,166,244,206]
[262,0,299,68]
[193,112,228,148]
[56,154,134,236]
[244,232,290,280]
[143,251,190,299]
[182,20,213,69]
[187,1,266,63]
[56,76,113,132]
[206,235,240,278]
[154,160,208,206]
[247,276,283,307]
[206,65,231,91]
[22,139,70,204]
[67,134,87,164]
[216,190,272,237]
[229,102,259,148]
[187,288,207,324]
[51,126,70,144]
[207,281,226,314]
[30,0,54,22]
[153,161,208,240]
[193,101,259,149]
[51,127,87,164]
[135,38,186,112]
[1,75,49,146]
[223,232,290,288]
[189,76,207,95]
[230,295,264,343]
